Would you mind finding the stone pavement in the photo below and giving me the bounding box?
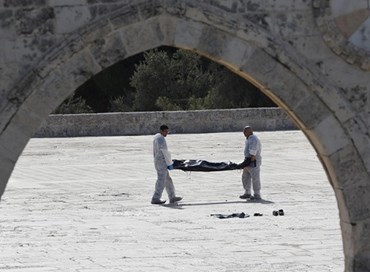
[0,131,343,272]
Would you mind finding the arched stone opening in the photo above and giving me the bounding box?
[1,5,369,271]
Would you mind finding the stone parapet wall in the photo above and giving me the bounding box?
[34,108,296,137]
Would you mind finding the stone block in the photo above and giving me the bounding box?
[205,0,240,13]
[241,48,311,112]
[340,85,367,115]
[269,11,319,38]
[6,72,38,108]
[88,30,127,69]
[196,25,232,61]
[92,2,128,18]
[120,17,164,56]
[164,0,186,16]
[340,212,370,263]
[263,0,311,11]
[328,143,368,187]
[157,15,176,46]
[360,58,370,71]
[48,0,87,6]
[4,0,45,7]
[35,34,85,79]
[80,18,112,44]
[290,35,333,63]
[136,0,163,21]
[49,49,101,96]
[15,36,59,70]
[173,18,204,50]
[86,0,128,4]
[0,9,15,38]
[341,185,370,222]
[54,5,92,34]
[307,115,351,156]
[32,51,101,118]
[309,80,356,124]
[11,104,45,137]
[14,7,54,35]
[344,117,370,173]
[200,7,239,33]
[293,93,331,129]
[20,89,56,120]
[220,37,256,69]
[30,81,72,117]
[0,100,17,133]
[184,5,209,23]
[0,61,19,92]
[108,4,140,30]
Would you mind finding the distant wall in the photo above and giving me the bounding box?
[34,108,297,137]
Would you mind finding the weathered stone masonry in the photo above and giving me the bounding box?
[0,1,369,271]
[34,108,296,137]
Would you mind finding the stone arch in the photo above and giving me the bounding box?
[1,4,369,271]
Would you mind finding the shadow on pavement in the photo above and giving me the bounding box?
[163,199,274,208]
[246,199,274,204]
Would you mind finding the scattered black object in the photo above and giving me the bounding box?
[211,212,249,219]
[173,157,253,172]
[254,213,263,216]
[238,212,246,218]
[273,209,285,216]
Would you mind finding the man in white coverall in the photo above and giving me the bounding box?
[239,126,262,200]
[151,125,183,205]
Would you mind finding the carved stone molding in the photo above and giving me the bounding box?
[313,0,370,71]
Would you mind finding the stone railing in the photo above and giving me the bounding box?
[34,108,297,137]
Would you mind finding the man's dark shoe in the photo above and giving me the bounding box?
[239,193,251,199]
[169,196,183,204]
[250,194,261,200]
[151,198,166,205]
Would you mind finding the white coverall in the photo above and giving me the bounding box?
[152,133,176,200]
[242,134,262,196]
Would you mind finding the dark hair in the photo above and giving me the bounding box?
[160,125,169,131]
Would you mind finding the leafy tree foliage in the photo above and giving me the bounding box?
[56,47,275,113]
[53,96,93,114]
[130,48,275,111]
[130,49,212,111]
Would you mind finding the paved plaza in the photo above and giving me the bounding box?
[0,131,343,271]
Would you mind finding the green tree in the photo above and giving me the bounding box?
[202,66,259,109]
[57,47,275,113]
[130,48,275,111]
[109,95,133,112]
[200,62,275,109]
[130,49,212,111]
[130,50,172,111]
[53,96,93,114]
